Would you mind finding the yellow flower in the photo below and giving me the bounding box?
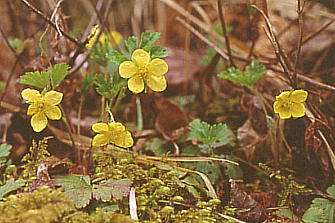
[21,89,63,132]
[119,49,168,93]
[92,122,134,147]
[86,26,122,49]
[273,89,308,119]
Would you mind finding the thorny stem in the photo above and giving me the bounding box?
[217,0,235,67]
[59,105,76,150]
[293,0,305,89]
[20,0,80,45]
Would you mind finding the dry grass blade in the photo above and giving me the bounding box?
[129,187,139,220]
[194,171,218,199]
[142,155,239,165]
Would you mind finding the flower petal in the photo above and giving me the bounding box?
[21,89,41,102]
[278,107,292,119]
[31,112,48,132]
[44,91,63,105]
[146,74,167,92]
[119,61,138,78]
[275,91,290,101]
[110,31,122,47]
[128,75,145,93]
[290,90,308,103]
[147,59,168,76]
[132,49,150,67]
[291,103,305,118]
[92,133,110,147]
[44,105,62,120]
[92,123,109,133]
[112,131,134,148]
[108,122,126,132]
[27,104,39,116]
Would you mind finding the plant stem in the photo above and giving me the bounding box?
[59,105,76,150]
[77,95,84,135]
[217,0,235,67]
[136,96,143,130]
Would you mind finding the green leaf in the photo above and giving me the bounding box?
[48,63,70,89]
[92,179,132,201]
[125,36,137,54]
[218,60,266,88]
[144,138,168,156]
[0,178,26,200]
[0,144,12,168]
[94,73,126,100]
[9,38,24,54]
[81,73,96,94]
[18,63,70,89]
[106,48,129,65]
[18,70,50,89]
[188,119,235,149]
[146,46,168,59]
[302,185,335,223]
[0,81,6,89]
[139,31,160,48]
[54,175,92,208]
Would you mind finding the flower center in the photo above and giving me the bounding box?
[138,66,148,78]
[35,100,46,111]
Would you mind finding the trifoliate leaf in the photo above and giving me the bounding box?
[0,178,26,200]
[106,48,129,65]
[54,175,92,208]
[92,179,132,201]
[125,36,137,54]
[188,119,235,150]
[0,144,12,168]
[218,60,266,88]
[139,31,160,48]
[18,63,70,89]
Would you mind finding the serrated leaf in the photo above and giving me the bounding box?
[146,46,168,59]
[188,119,235,149]
[218,60,265,88]
[94,73,126,100]
[81,73,96,93]
[125,36,137,54]
[0,144,12,168]
[106,48,128,65]
[18,63,70,89]
[0,178,26,200]
[139,31,160,48]
[18,70,49,89]
[48,63,70,89]
[93,179,132,201]
[302,207,328,223]
[326,185,335,198]
[54,175,92,208]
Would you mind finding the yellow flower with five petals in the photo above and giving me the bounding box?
[92,122,134,147]
[119,49,168,93]
[21,89,63,132]
[273,89,308,119]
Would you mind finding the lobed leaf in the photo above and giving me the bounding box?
[93,179,132,201]
[54,175,92,208]
[125,36,137,54]
[0,178,26,200]
[0,144,12,168]
[139,31,160,48]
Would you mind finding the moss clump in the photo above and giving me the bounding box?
[0,186,74,223]
[64,209,136,223]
